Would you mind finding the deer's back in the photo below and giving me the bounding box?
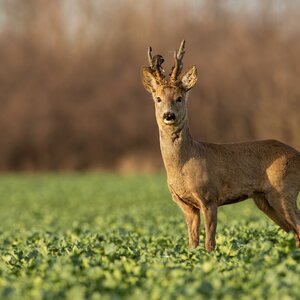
[170,139,300,205]
[203,139,299,194]
[167,139,299,205]
[204,139,299,170]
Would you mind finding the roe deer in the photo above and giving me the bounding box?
[141,40,300,252]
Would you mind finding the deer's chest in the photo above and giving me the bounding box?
[168,175,187,197]
[166,158,213,206]
[167,174,207,208]
[168,180,198,209]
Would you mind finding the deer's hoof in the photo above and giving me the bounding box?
[189,240,199,249]
[205,242,216,252]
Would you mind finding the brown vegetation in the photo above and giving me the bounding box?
[0,0,299,171]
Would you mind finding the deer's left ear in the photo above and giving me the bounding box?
[141,67,157,94]
[180,66,197,91]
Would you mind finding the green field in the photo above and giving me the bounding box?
[0,173,299,300]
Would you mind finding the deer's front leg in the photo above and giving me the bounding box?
[201,203,218,252]
[172,195,200,249]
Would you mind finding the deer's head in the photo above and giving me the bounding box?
[141,40,197,129]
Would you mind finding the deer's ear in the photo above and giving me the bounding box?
[141,67,157,94]
[180,66,197,91]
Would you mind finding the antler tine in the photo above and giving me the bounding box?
[170,40,186,83]
[177,40,185,60]
[146,45,166,83]
[148,46,153,68]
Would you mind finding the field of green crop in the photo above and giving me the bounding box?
[0,173,299,300]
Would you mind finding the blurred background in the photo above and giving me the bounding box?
[0,0,299,172]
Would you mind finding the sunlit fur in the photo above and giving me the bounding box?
[142,44,300,252]
[153,85,188,127]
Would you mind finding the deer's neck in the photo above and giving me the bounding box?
[159,121,193,175]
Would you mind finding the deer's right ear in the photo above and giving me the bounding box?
[141,67,157,94]
[180,66,197,91]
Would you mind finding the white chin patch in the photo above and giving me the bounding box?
[163,120,175,125]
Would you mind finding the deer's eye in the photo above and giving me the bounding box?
[157,97,162,103]
[176,97,182,103]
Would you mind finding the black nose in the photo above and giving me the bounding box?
[163,112,176,121]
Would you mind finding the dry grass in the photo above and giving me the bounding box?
[0,0,299,171]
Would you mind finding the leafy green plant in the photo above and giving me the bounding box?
[0,173,299,299]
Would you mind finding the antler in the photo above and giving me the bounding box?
[147,46,166,83]
[169,40,186,84]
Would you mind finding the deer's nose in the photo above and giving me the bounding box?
[163,112,176,121]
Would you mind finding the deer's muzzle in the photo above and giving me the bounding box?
[163,112,176,124]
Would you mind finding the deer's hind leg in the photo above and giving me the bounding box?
[253,194,292,233]
[265,189,300,248]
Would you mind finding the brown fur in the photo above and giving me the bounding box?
[141,41,300,251]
